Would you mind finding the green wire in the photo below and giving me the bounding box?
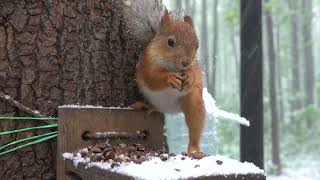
[0,134,58,156]
[0,131,58,151]
[0,117,58,121]
[0,116,59,156]
[0,124,58,135]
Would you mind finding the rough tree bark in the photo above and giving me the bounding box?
[265,4,281,174]
[0,0,141,179]
[302,0,315,128]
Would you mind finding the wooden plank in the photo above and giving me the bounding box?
[240,0,264,169]
[65,160,134,180]
[57,107,165,180]
[64,159,266,180]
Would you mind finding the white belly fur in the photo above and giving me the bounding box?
[139,83,187,114]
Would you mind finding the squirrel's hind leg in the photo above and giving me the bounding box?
[181,89,206,159]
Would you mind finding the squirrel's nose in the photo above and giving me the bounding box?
[182,62,190,68]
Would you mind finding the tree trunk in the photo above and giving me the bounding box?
[275,16,284,121]
[185,0,196,18]
[0,1,141,179]
[210,0,219,97]
[265,4,281,174]
[175,0,182,9]
[287,0,302,112]
[230,25,239,79]
[201,0,209,87]
[302,0,315,128]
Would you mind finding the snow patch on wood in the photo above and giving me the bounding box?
[63,152,264,179]
[59,104,133,109]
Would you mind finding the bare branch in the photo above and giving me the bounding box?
[0,91,54,124]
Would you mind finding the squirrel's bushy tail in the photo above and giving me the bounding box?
[123,0,165,47]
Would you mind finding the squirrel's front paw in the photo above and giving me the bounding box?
[165,72,185,91]
[181,73,194,91]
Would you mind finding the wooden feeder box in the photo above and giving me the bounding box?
[57,107,265,180]
[57,107,165,180]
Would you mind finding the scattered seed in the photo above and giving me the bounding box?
[105,151,115,160]
[73,142,208,167]
[133,157,144,164]
[181,152,188,156]
[79,150,87,157]
[91,146,102,153]
[160,154,168,161]
[111,162,119,168]
[97,143,108,150]
[119,143,126,148]
[216,160,223,165]
[90,154,102,162]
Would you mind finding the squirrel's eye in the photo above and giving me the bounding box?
[167,37,176,47]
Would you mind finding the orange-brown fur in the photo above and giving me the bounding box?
[134,11,206,157]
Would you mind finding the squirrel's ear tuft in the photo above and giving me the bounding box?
[161,9,171,26]
[184,16,194,28]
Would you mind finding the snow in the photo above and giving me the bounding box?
[203,88,250,126]
[267,161,320,180]
[59,104,104,108]
[58,89,248,127]
[95,131,128,135]
[93,131,139,137]
[63,152,264,180]
[63,152,90,167]
[59,104,132,109]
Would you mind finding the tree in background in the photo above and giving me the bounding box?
[287,0,302,112]
[210,0,219,97]
[274,22,285,122]
[302,0,316,128]
[184,0,196,18]
[265,1,282,174]
[175,0,182,10]
[201,0,209,87]
[224,0,239,91]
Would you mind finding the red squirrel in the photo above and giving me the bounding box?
[130,10,206,158]
[123,0,205,158]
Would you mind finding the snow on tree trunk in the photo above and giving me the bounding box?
[0,0,141,179]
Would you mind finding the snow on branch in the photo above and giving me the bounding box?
[203,88,250,127]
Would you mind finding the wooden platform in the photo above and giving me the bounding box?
[57,106,265,180]
[64,159,266,180]
[57,107,165,180]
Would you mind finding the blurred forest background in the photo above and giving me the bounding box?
[164,0,320,178]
